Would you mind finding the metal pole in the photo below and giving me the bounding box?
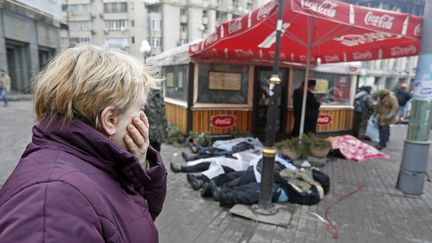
[396,0,432,195]
[299,18,313,139]
[255,0,284,214]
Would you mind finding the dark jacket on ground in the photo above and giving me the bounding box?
[0,117,167,243]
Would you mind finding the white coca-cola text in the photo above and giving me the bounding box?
[257,1,277,21]
[414,24,422,36]
[300,0,337,17]
[234,49,254,57]
[205,33,218,45]
[228,19,242,33]
[391,45,416,56]
[352,51,372,60]
[214,118,233,125]
[364,12,394,30]
[334,32,398,47]
[324,55,340,62]
[318,116,331,124]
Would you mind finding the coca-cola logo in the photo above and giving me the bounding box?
[234,49,254,57]
[348,66,358,72]
[300,0,337,17]
[390,45,416,56]
[352,51,372,60]
[257,1,277,21]
[414,24,422,36]
[210,115,236,128]
[318,114,332,125]
[324,55,340,62]
[334,32,397,47]
[228,19,242,34]
[205,32,218,45]
[364,12,394,30]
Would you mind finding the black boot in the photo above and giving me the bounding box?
[211,185,222,201]
[188,143,198,153]
[181,152,191,161]
[201,180,217,197]
[170,162,183,173]
[186,174,203,190]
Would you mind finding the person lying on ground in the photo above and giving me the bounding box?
[183,137,263,161]
[191,155,330,207]
[171,149,262,190]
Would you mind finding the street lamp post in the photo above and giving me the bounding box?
[254,0,284,215]
[140,40,151,63]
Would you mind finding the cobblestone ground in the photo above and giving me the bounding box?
[1,101,432,243]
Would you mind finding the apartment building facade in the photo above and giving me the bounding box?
[60,0,147,58]
[0,0,61,93]
[61,0,267,59]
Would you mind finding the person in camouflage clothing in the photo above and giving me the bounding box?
[145,91,168,152]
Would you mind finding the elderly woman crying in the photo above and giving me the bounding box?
[0,44,167,243]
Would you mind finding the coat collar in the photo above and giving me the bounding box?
[29,116,154,194]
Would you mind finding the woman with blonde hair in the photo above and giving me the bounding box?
[0,44,167,242]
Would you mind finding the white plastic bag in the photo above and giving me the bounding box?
[365,116,379,143]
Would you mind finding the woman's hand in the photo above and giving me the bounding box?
[124,112,150,169]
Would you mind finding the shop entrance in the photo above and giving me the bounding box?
[6,39,31,92]
[252,67,288,136]
[38,46,56,70]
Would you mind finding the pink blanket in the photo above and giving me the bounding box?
[332,135,390,161]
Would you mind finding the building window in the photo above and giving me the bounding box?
[131,20,135,27]
[181,24,187,33]
[63,4,90,14]
[132,37,135,44]
[104,2,128,13]
[202,10,208,18]
[105,38,128,49]
[246,1,253,11]
[104,20,128,30]
[179,39,188,45]
[60,38,69,48]
[150,18,161,31]
[69,37,91,45]
[233,0,240,10]
[180,8,187,17]
[151,37,161,48]
[69,21,91,31]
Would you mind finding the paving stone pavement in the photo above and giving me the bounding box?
[1,101,432,243]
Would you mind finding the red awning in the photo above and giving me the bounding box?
[189,0,422,64]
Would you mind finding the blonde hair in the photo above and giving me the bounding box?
[33,44,160,127]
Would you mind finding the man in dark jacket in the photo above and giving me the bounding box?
[291,79,321,137]
[394,82,412,123]
[352,86,375,138]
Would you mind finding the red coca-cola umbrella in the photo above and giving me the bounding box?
[190,0,422,64]
[189,0,422,137]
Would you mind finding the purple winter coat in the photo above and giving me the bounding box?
[0,117,167,242]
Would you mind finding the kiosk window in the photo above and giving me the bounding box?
[208,72,242,91]
[164,65,188,101]
[198,64,248,104]
[291,69,352,106]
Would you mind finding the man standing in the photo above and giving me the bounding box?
[291,79,321,137]
[374,90,399,150]
[352,86,375,138]
[394,82,412,123]
[0,69,11,107]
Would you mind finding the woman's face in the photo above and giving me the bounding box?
[111,102,145,151]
